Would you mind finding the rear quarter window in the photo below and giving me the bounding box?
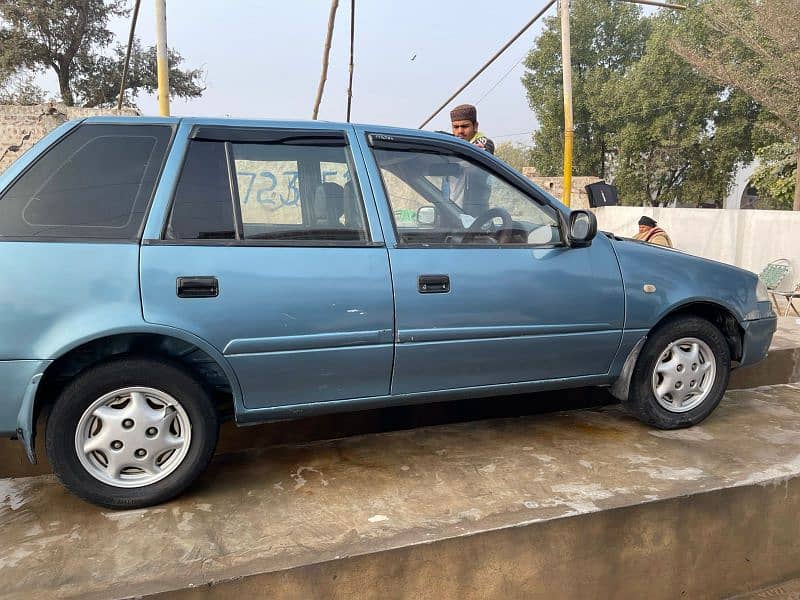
[0,123,172,240]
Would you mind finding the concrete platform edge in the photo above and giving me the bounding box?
[131,477,800,600]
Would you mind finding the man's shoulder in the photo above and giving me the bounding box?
[470,132,495,154]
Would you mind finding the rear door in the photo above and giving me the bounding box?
[140,123,394,410]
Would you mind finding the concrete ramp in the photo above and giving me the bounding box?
[3,383,800,599]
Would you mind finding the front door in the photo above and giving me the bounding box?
[141,125,394,409]
[360,131,625,395]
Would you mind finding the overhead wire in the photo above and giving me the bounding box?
[474,53,529,106]
[418,0,557,128]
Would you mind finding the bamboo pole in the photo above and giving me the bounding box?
[312,0,340,120]
[117,0,141,110]
[346,0,355,122]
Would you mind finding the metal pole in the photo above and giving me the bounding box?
[346,0,355,122]
[312,0,340,120]
[616,0,686,9]
[155,0,170,116]
[117,0,141,110]
[560,0,573,207]
[418,0,557,129]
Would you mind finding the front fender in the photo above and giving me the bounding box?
[610,239,757,330]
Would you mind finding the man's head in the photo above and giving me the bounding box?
[638,215,657,234]
[450,104,478,140]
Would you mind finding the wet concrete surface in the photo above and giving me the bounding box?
[3,383,800,599]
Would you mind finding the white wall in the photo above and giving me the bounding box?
[593,207,800,291]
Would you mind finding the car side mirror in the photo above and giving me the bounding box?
[417,205,437,226]
[568,210,597,246]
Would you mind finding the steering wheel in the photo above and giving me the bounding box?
[462,207,513,244]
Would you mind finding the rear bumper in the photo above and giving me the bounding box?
[739,316,778,368]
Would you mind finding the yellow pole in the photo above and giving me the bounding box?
[560,0,573,207]
[155,0,170,116]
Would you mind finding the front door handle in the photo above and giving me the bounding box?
[177,276,219,298]
[418,274,450,294]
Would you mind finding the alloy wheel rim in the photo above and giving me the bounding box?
[651,337,716,413]
[75,387,192,488]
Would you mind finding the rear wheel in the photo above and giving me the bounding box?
[624,316,731,429]
[46,357,219,509]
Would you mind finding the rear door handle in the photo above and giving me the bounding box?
[418,274,450,294]
[177,276,219,298]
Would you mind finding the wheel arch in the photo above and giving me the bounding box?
[18,327,243,463]
[611,300,743,402]
[652,300,743,363]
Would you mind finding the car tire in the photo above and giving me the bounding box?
[45,357,219,509]
[624,316,731,430]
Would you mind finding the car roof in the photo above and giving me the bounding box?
[79,115,470,149]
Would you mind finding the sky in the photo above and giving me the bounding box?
[37,0,556,145]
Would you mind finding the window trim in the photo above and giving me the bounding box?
[191,125,349,146]
[0,122,177,243]
[162,128,375,247]
[224,142,245,240]
[144,238,385,248]
[369,138,566,250]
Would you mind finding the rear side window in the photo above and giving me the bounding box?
[166,130,370,244]
[165,141,236,240]
[0,123,172,240]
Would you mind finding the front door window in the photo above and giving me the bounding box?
[372,147,561,246]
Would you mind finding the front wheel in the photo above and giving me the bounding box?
[46,357,219,509]
[624,316,731,429]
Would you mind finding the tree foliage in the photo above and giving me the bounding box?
[750,143,797,210]
[522,0,762,207]
[522,0,650,179]
[0,0,204,108]
[671,0,800,210]
[73,39,204,108]
[600,14,759,207]
[0,71,46,104]
[495,141,533,172]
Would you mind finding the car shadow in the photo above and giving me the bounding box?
[215,387,619,455]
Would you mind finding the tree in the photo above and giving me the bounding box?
[522,0,760,207]
[0,71,46,104]
[522,0,650,178]
[0,0,204,107]
[495,142,533,172]
[750,143,796,210]
[671,0,800,210]
[73,39,203,108]
[600,14,759,207]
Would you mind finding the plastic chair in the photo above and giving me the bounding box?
[757,258,791,312]
[772,283,800,317]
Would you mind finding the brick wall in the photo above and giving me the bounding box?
[0,103,139,174]
[521,168,601,209]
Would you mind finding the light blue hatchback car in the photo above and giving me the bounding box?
[0,117,777,508]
